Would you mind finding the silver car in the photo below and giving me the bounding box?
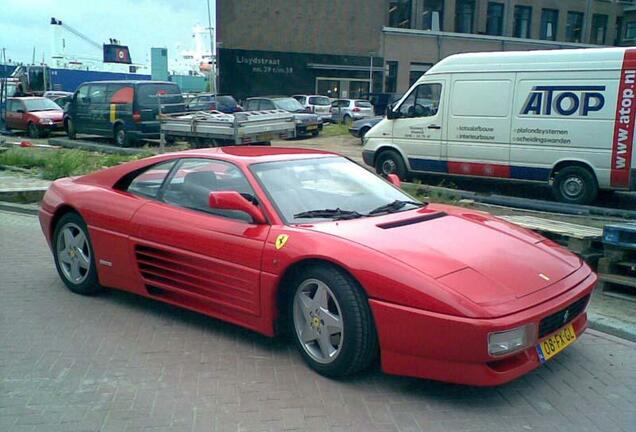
[292,95,332,122]
[244,97,322,137]
[330,99,374,124]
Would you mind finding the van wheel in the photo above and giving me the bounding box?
[27,122,40,139]
[66,118,77,140]
[552,166,598,205]
[375,149,407,180]
[114,125,132,147]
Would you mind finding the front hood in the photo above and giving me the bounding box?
[302,206,581,308]
[32,111,63,120]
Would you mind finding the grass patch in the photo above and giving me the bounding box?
[401,181,462,204]
[320,123,350,137]
[0,148,151,180]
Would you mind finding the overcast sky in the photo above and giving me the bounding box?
[0,0,216,68]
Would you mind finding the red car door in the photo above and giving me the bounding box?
[129,158,270,318]
[5,99,26,130]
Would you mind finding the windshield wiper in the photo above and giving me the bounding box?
[367,200,426,216]
[294,208,364,220]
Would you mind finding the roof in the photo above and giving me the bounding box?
[167,146,337,165]
[426,47,630,75]
[8,96,47,100]
[78,80,175,85]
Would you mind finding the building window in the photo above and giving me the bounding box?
[540,9,558,41]
[513,6,532,38]
[409,63,432,86]
[486,2,504,36]
[566,11,584,43]
[591,14,608,45]
[455,0,475,34]
[385,61,398,93]
[422,0,443,31]
[389,0,412,28]
[626,21,636,41]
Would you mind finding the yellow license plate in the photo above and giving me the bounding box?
[306,124,318,130]
[536,324,576,363]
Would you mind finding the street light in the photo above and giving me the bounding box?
[368,51,376,97]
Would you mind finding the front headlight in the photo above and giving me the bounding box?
[488,324,534,356]
[294,119,303,125]
[39,118,53,125]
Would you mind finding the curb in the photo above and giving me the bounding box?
[0,188,47,204]
[587,312,636,343]
[0,201,40,215]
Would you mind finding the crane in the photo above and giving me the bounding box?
[50,17,102,52]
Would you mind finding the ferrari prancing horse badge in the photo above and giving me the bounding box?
[275,234,289,250]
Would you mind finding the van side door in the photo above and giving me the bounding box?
[392,78,447,173]
[446,73,514,177]
[86,83,109,135]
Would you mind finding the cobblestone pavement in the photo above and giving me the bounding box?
[1,211,635,432]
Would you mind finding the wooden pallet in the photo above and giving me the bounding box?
[498,215,603,255]
[597,249,636,303]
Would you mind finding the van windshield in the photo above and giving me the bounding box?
[309,96,330,106]
[137,84,184,108]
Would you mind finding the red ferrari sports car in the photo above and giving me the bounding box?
[39,147,597,386]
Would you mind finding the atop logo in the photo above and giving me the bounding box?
[521,85,605,116]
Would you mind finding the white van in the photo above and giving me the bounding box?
[362,48,636,205]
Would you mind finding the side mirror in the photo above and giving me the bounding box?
[209,191,267,224]
[386,104,400,120]
[387,173,401,188]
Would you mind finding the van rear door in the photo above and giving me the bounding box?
[446,73,514,177]
[392,78,447,173]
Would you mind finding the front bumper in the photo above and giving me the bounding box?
[348,127,360,138]
[369,269,597,386]
[296,123,323,135]
[362,149,375,167]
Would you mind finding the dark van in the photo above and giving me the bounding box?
[65,81,184,146]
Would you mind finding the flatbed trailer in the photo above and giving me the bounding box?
[159,110,296,147]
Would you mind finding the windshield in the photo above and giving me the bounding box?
[251,157,420,223]
[23,98,62,112]
[309,96,330,106]
[273,97,305,112]
[137,83,184,107]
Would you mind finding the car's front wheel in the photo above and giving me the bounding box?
[53,212,102,295]
[27,122,40,138]
[66,118,77,140]
[375,149,407,180]
[289,264,378,377]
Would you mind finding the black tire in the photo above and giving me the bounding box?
[165,135,176,145]
[359,126,370,142]
[288,264,378,378]
[66,118,77,140]
[375,149,407,180]
[552,165,598,205]
[311,130,320,137]
[27,122,40,139]
[114,124,133,147]
[52,212,103,295]
[342,115,352,126]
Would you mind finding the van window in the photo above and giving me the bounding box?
[108,83,134,104]
[398,83,442,117]
[76,85,90,105]
[88,84,107,104]
[355,100,372,108]
[451,80,511,117]
[245,99,259,111]
[309,96,330,105]
[137,83,183,108]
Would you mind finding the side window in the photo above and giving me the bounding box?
[126,160,176,198]
[245,100,259,111]
[88,84,107,104]
[163,158,257,222]
[76,85,90,105]
[398,83,442,117]
[7,100,16,112]
[260,100,276,110]
[108,83,134,104]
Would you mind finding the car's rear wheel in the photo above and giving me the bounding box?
[552,166,598,205]
[66,118,77,140]
[27,122,40,139]
[53,212,102,295]
[375,149,407,180]
[114,124,133,147]
[289,264,378,377]
[311,130,319,137]
[343,115,352,126]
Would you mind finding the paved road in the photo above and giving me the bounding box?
[1,211,636,432]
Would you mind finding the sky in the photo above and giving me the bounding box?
[0,0,216,71]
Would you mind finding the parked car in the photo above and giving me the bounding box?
[292,94,332,122]
[245,96,322,136]
[40,147,596,386]
[187,94,243,114]
[349,116,383,142]
[65,80,185,146]
[363,47,636,205]
[45,91,74,109]
[330,99,374,124]
[3,96,64,138]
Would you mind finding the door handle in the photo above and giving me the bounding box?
[428,125,441,129]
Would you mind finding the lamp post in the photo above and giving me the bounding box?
[368,51,376,97]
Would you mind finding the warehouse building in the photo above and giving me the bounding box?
[217,0,636,99]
